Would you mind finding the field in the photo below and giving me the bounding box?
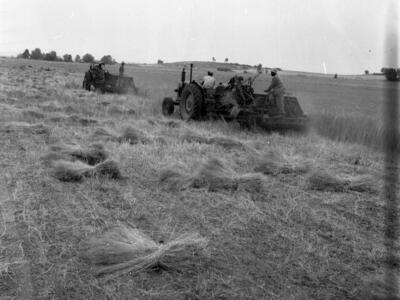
[0,57,397,299]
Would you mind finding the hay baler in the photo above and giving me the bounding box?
[162,64,308,131]
[83,63,137,94]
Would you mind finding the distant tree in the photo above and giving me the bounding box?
[224,57,229,62]
[100,55,115,64]
[21,49,30,59]
[43,51,58,61]
[30,48,43,60]
[63,54,73,62]
[257,63,263,73]
[74,55,81,63]
[157,59,164,64]
[212,57,216,62]
[82,53,95,63]
[381,67,386,73]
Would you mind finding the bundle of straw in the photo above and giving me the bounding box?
[80,226,208,277]
[51,159,122,182]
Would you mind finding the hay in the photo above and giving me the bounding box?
[69,143,108,165]
[51,160,88,182]
[254,156,310,176]
[45,143,108,166]
[159,166,190,191]
[22,109,45,119]
[51,159,122,182]
[92,126,149,144]
[190,158,238,192]
[90,160,122,179]
[181,131,209,144]
[181,131,243,150]
[306,170,349,192]
[68,115,98,126]
[237,173,266,194]
[2,122,49,135]
[208,137,244,150]
[92,127,118,141]
[348,175,379,194]
[118,126,150,144]
[80,226,208,277]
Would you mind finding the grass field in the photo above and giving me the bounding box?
[0,57,398,299]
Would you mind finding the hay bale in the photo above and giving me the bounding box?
[348,175,379,194]
[306,170,349,192]
[80,226,208,277]
[118,126,150,144]
[190,158,238,192]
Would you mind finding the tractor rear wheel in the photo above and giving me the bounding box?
[162,97,175,116]
[180,83,203,120]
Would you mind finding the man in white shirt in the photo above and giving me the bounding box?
[202,71,216,89]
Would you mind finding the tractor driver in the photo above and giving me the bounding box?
[264,68,286,115]
[96,63,106,83]
[119,61,125,76]
[202,71,216,89]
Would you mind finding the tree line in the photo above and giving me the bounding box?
[17,48,117,64]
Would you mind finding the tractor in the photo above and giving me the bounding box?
[162,64,308,131]
[83,63,137,94]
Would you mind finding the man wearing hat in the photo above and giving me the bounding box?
[119,61,125,77]
[202,71,216,89]
[265,68,286,115]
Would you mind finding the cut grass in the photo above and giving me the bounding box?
[80,225,208,277]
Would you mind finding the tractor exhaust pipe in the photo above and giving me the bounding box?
[189,63,193,82]
[181,67,186,84]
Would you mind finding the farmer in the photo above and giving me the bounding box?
[202,71,216,89]
[95,63,105,84]
[264,68,286,115]
[119,61,125,76]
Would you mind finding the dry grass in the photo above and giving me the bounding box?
[92,126,150,144]
[51,159,122,182]
[310,112,387,149]
[0,58,390,299]
[80,225,208,277]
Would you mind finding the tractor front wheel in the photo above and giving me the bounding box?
[180,84,203,121]
[162,97,175,116]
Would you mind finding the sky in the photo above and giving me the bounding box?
[0,0,398,74]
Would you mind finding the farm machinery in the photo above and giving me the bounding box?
[162,64,308,130]
[82,63,137,94]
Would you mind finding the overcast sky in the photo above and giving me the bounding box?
[0,0,398,74]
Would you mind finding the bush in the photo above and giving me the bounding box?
[31,48,43,60]
[75,55,81,63]
[82,53,95,63]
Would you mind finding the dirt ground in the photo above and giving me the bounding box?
[0,57,397,299]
